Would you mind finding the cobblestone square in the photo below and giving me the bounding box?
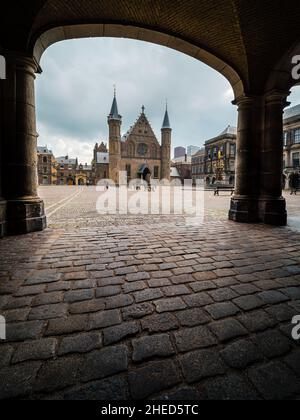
[0,186,300,400]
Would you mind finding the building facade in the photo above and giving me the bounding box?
[93,142,109,184]
[37,146,57,185]
[187,145,201,157]
[191,126,237,184]
[191,148,205,182]
[76,163,94,186]
[55,156,78,185]
[174,146,186,159]
[283,105,300,177]
[106,93,171,184]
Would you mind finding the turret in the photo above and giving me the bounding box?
[108,88,122,184]
[161,105,172,181]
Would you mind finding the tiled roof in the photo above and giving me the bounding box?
[96,152,109,164]
[56,156,77,165]
[37,146,53,154]
[219,125,237,136]
[284,105,300,121]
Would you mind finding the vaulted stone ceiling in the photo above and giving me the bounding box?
[1,0,300,94]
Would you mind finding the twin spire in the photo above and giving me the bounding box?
[162,102,171,129]
[108,86,121,120]
[109,88,171,129]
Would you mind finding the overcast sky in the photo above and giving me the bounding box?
[36,37,300,164]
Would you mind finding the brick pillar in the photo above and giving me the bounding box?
[1,52,46,235]
[229,96,263,223]
[259,91,288,225]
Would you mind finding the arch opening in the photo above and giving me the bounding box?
[32,23,245,99]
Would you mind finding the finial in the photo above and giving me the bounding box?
[166,99,168,111]
[113,84,116,98]
[142,105,145,114]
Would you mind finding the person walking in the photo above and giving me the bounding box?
[282,173,287,190]
[289,172,299,195]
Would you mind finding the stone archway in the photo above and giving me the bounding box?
[0,23,246,236]
[2,1,300,235]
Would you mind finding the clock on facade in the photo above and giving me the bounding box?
[137,143,148,156]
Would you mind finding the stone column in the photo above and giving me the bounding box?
[2,52,46,235]
[0,78,7,237]
[259,91,288,225]
[229,96,263,223]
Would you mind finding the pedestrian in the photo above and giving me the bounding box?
[282,173,287,190]
[289,172,299,195]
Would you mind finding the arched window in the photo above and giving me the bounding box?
[151,145,157,159]
[128,142,135,157]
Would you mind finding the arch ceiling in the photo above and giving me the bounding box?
[1,1,300,96]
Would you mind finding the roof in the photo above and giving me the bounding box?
[162,108,171,129]
[219,125,237,136]
[56,156,77,165]
[96,152,109,164]
[78,164,92,171]
[172,156,192,164]
[108,94,121,120]
[205,125,237,145]
[37,146,53,154]
[193,148,205,157]
[284,105,300,121]
[170,167,181,178]
[122,107,159,144]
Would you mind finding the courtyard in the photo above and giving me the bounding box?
[0,186,299,400]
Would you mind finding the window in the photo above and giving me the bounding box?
[213,148,218,158]
[230,144,236,157]
[154,166,159,179]
[43,167,48,174]
[283,131,288,146]
[292,152,300,168]
[294,129,300,144]
[43,156,48,163]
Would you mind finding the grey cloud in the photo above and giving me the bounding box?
[36,37,239,162]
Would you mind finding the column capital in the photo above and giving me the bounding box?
[232,94,263,109]
[264,89,290,107]
[2,50,42,75]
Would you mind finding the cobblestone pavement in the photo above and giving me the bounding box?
[40,186,300,231]
[0,187,300,399]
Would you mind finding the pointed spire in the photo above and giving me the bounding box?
[162,102,171,129]
[109,85,121,120]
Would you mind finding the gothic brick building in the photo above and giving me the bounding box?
[100,93,171,184]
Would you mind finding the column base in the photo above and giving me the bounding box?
[0,200,7,238]
[229,196,287,226]
[229,196,259,223]
[6,198,47,235]
[258,197,287,226]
